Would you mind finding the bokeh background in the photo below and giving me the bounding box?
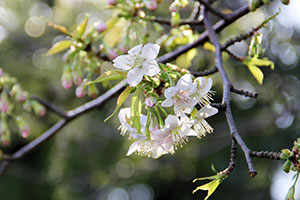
[0,0,300,199]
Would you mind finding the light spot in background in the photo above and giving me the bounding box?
[129,184,153,200]
[107,188,129,200]
[275,0,300,28]
[228,40,248,57]
[0,24,7,43]
[275,112,294,129]
[232,81,256,110]
[271,167,300,200]
[33,48,54,69]
[278,43,298,68]
[25,17,46,38]
[115,158,135,178]
[30,2,53,20]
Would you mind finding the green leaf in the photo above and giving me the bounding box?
[85,71,126,85]
[203,42,216,53]
[176,48,197,68]
[105,86,132,122]
[130,86,142,133]
[248,64,264,85]
[250,57,274,70]
[42,17,71,36]
[171,12,180,26]
[283,160,292,173]
[46,40,73,56]
[76,14,89,37]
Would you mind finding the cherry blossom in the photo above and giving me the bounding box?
[113,43,160,87]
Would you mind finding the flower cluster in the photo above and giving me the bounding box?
[108,43,218,158]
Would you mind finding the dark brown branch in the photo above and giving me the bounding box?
[230,86,258,98]
[250,151,282,160]
[198,0,229,20]
[153,17,203,26]
[211,103,226,111]
[223,49,245,61]
[203,9,257,177]
[158,3,252,63]
[226,138,237,174]
[0,81,125,176]
[192,66,218,77]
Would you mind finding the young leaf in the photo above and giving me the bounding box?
[203,42,216,53]
[46,40,73,56]
[248,64,264,85]
[76,14,89,38]
[85,71,126,85]
[42,17,71,36]
[176,48,197,68]
[250,57,274,70]
[105,86,132,121]
[130,86,142,133]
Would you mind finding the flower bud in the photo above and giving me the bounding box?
[95,22,107,33]
[0,117,10,146]
[88,83,99,98]
[169,4,178,12]
[17,117,31,138]
[10,84,27,102]
[31,100,47,117]
[71,59,83,86]
[282,160,292,173]
[145,0,157,11]
[120,45,129,54]
[145,97,156,108]
[0,68,3,77]
[0,93,9,113]
[107,0,117,5]
[23,100,32,112]
[61,65,73,89]
[76,85,87,98]
[108,50,118,60]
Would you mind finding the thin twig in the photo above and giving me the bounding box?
[250,151,282,160]
[198,0,229,20]
[153,17,203,26]
[0,81,125,176]
[230,86,258,98]
[226,138,237,174]
[203,9,257,177]
[211,103,226,111]
[192,66,218,77]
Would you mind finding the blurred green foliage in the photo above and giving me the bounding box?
[0,0,300,199]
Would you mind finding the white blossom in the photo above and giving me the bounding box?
[193,77,214,105]
[193,104,218,138]
[113,43,160,87]
[161,74,197,116]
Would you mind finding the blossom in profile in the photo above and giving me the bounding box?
[113,43,160,87]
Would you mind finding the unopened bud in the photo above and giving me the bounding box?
[145,97,156,108]
[0,68,3,77]
[0,93,9,113]
[71,59,83,86]
[145,0,157,11]
[76,85,87,98]
[108,50,118,60]
[95,22,107,33]
[62,65,73,89]
[17,117,31,138]
[88,83,99,98]
[31,100,47,117]
[107,0,117,5]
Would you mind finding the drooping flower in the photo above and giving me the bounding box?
[193,104,218,138]
[118,107,147,138]
[193,77,214,105]
[161,74,198,116]
[113,43,160,87]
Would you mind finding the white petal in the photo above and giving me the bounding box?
[151,144,166,159]
[202,78,213,93]
[177,74,193,91]
[198,104,218,119]
[126,142,138,156]
[161,98,173,107]
[131,133,147,140]
[165,115,179,130]
[127,68,144,87]
[113,55,132,71]
[164,87,177,98]
[142,60,160,76]
[163,135,174,150]
[142,43,160,60]
[185,127,197,137]
[128,44,143,56]
[118,107,131,124]
[194,77,206,88]
[140,114,147,126]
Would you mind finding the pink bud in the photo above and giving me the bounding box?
[39,109,46,117]
[0,68,3,77]
[72,73,83,86]
[145,97,156,108]
[76,86,87,98]
[21,126,31,138]
[120,45,129,54]
[145,0,157,11]
[169,5,178,12]
[108,50,118,60]
[17,92,26,103]
[107,0,117,5]
[62,79,73,90]
[95,22,107,33]
[0,101,9,113]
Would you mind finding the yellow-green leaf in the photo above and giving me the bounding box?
[105,86,131,121]
[103,18,128,47]
[85,71,126,85]
[76,14,89,37]
[42,17,71,36]
[46,40,73,56]
[130,86,142,133]
[176,48,197,68]
[251,57,274,70]
[203,42,216,53]
[248,64,264,85]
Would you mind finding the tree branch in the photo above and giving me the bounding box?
[250,150,282,160]
[230,86,258,98]
[226,138,237,174]
[203,9,257,177]
[0,81,125,176]
[198,0,229,20]
[191,66,218,77]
